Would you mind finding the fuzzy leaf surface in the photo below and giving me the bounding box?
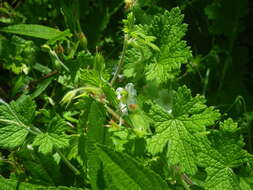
[86,101,109,190]
[96,144,169,190]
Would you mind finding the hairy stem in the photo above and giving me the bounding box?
[104,104,131,128]
[110,35,128,86]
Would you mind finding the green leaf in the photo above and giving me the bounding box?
[0,177,84,190]
[147,86,220,175]
[196,119,253,190]
[0,96,35,149]
[0,24,66,40]
[129,111,150,137]
[18,148,63,186]
[0,125,28,149]
[123,8,191,84]
[240,177,253,190]
[86,101,110,190]
[0,35,36,75]
[31,76,55,99]
[145,8,192,84]
[80,69,102,87]
[47,29,72,45]
[47,116,68,134]
[33,133,69,155]
[102,84,119,108]
[32,115,69,154]
[96,144,169,190]
[78,134,87,164]
[123,13,157,79]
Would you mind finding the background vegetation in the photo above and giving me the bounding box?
[0,0,253,189]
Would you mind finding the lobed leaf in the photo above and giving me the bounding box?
[147,86,220,175]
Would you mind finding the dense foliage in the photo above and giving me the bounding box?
[0,0,253,189]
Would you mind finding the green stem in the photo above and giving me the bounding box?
[173,166,192,190]
[202,68,210,97]
[110,35,128,86]
[35,129,80,175]
[181,179,191,190]
[56,147,81,175]
[226,95,246,113]
[104,104,131,128]
[0,119,39,135]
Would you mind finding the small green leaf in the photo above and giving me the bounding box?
[33,133,69,155]
[31,115,69,155]
[129,111,150,137]
[94,52,105,75]
[31,76,55,99]
[47,116,68,134]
